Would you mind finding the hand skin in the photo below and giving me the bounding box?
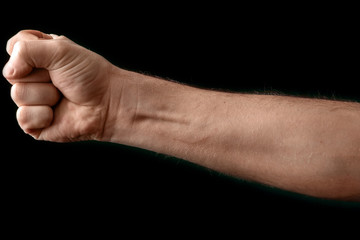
[3,30,360,201]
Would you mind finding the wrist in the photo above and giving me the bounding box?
[97,65,137,143]
[98,65,203,149]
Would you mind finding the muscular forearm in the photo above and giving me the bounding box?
[102,66,360,201]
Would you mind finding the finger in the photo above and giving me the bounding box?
[5,68,51,85]
[6,30,53,55]
[11,83,61,107]
[17,105,53,131]
[3,37,72,80]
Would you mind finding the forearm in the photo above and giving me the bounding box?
[103,66,360,201]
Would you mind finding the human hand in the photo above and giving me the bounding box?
[3,30,114,142]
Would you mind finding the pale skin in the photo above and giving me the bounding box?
[3,30,360,201]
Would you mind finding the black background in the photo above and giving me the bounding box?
[1,2,359,235]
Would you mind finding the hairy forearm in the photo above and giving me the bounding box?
[103,66,360,201]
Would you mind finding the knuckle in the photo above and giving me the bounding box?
[15,30,28,39]
[7,30,39,54]
[17,30,30,35]
[11,83,26,104]
[16,106,28,127]
[17,30,29,37]
[17,30,42,39]
[16,106,53,130]
[12,40,27,56]
[10,84,17,102]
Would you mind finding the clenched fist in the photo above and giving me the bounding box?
[3,30,120,142]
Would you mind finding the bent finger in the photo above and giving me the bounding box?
[5,68,51,85]
[17,105,53,132]
[3,37,73,80]
[11,83,60,107]
[6,30,53,55]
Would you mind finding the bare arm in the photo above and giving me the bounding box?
[4,30,360,201]
[102,67,360,201]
